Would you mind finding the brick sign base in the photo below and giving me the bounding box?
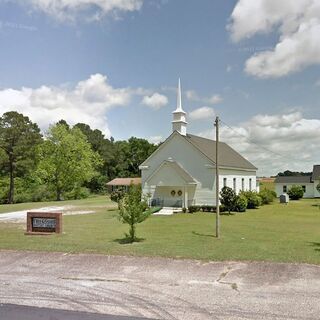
[25,212,62,235]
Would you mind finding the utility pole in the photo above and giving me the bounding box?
[215,116,220,239]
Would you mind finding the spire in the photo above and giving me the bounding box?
[172,78,187,135]
[176,78,182,111]
[173,78,186,114]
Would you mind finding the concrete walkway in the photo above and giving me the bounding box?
[0,251,319,319]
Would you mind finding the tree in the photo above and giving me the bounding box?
[118,184,151,242]
[317,182,320,194]
[0,112,42,203]
[37,123,101,201]
[220,186,237,214]
[287,185,304,200]
[277,170,312,177]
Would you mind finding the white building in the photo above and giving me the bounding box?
[275,165,320,198]
[139,80,258,208]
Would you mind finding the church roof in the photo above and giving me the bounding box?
[311,165,320,181]
[274,176,312,184]
[184,134,257,170]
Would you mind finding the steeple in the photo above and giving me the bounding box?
[172,78,187,136]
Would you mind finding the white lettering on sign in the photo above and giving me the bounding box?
[32,218,56,229]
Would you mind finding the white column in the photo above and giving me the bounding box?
[184,186,189,209]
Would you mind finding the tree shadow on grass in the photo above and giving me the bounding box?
[113,237,146,245]
[192,231,215,238]
[309,242,320,252]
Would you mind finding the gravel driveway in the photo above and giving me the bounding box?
[0,251,319,319]
[0,206,94,223]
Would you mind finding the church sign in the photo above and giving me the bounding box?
[25,212,62,235]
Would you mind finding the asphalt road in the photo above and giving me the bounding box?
[0,303,153,320]
[0,251,319,320]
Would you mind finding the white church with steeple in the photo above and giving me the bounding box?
[139,80,258,209]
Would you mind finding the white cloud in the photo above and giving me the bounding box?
[0,73,132,137]
[141,92,168,110]
[229,0,320,78]
[207,94,223,105]
[198,112,320,176]
[185,90,199,101]
[148,135,163,145]
[226,65,232,73]
[17,0,143,21]
[189,106,215,121]
[185,90,223,105]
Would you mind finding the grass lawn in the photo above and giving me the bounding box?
[0,196,319,264]
[0,196,110,214]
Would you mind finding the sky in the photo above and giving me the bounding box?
[0,0,319,176]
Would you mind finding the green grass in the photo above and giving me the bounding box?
[0,197,319,264]
[0,195,111,214]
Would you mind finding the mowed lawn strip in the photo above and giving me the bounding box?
[0,196,112,214]
[0,197,319,264]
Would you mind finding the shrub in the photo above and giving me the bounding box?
[110,188,126,208]
[188,205,200,213]
[287,185,304,200]
[220,186,237,214]
[234,194,248,212]
[201,205,214,212]
[241,191,262,209]
[65,187,90,200]
[259,189,276,205]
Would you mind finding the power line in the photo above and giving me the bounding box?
[220,119,305,164]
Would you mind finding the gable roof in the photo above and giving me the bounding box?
[146,160,196,184]
[274,176,312,184]
[184,134,257,170]
[312,165,320,181]
[140,131,257,171]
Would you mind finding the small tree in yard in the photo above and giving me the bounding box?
[287,185,304,200]
[220,186,237,214]
[118,184,151,242]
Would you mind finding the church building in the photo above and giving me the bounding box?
[139,80,258,209]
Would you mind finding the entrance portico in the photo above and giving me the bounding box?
[145,159,196,208]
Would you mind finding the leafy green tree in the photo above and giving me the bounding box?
[118,184,151,242]
[75,123,119,186]
[37,123,101,201]
[0,111,42,203]
[220,186,237,214]
[287,185,304,200]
